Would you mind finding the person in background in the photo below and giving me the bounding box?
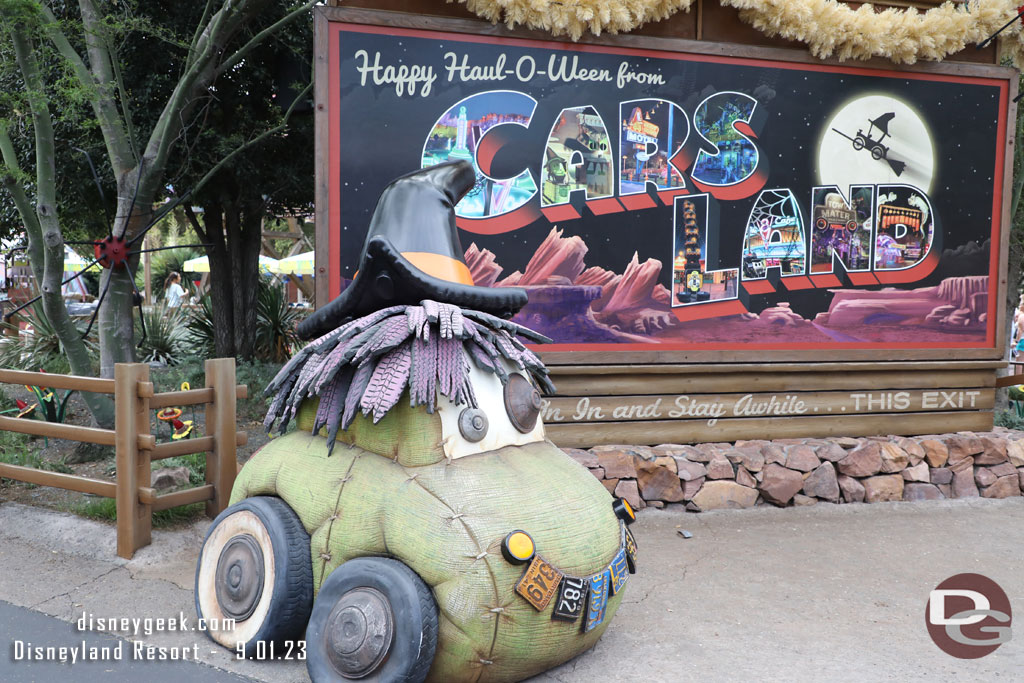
[164,271,188,308]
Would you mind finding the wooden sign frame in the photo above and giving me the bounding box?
[313,6,1014,445]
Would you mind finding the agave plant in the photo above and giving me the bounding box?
[137,304,190,366]
[184,295,217,358]
[0,301,96,373]
[255,277,304,363]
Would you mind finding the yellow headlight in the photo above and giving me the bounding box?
[501,530,535,564]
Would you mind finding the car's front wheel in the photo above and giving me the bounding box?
[305,557,438,682]
[195,496,313,656]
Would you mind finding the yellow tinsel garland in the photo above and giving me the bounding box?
[449,0,1024,65]
[724,0,1023,64]
[448,0,695,40]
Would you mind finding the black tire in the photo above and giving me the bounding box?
[195,496,313,657]
[306,557,438,683]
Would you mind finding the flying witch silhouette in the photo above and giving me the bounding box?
[831,112,907,176]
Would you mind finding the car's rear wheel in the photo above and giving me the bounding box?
[195,496,313,656]
[306,557,438,682]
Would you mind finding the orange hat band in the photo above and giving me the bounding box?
[352,251,475,286]
[401,252,474,286]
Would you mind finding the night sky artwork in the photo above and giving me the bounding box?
[325,22,1009,354]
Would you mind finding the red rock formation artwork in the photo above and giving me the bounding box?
[463,243,503,288]
[464,228,675,342]
[464,233,989,346]
[590,252,677,335]
[519,227,587,285]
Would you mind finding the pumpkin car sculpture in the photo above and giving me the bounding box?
[194,162,636,682]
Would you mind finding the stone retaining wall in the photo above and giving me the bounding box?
[564,428,1024,511]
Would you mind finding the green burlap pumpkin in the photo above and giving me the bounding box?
[231,397,627,682]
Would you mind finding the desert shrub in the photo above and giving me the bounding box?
[0,301,97,374]
[136,303,191,366]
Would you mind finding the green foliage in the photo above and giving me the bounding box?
[150,357,281,424]
[136,303,190,366]
[0,431,71,475]
[995,408,1024,430]
[73,497,204,527]
[185,280,303,363]
[234,358,284,420]
[0,301,96,373]
[157,451,206,487]
[184,295,216,359]
[256,276,304,363]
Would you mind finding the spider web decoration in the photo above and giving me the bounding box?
[3,153,209,346]
[263,300,555,454]
[746,189,805,261]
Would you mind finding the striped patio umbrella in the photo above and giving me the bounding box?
[183,254,279,273]
[273,250,315,275]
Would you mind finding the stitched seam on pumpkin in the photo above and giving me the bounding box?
[406,475,502,673]
[318,452,362,588]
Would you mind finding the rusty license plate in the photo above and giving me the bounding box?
[515,555,563,611]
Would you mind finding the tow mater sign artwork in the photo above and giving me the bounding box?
[323,20,1009,357]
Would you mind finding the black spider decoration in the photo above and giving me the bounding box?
[3,152,210,347]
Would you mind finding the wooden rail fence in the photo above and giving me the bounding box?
[0,358,247,558]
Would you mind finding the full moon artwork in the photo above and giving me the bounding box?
[816,94,936,194]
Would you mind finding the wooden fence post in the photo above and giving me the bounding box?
[115,363,152,559]
[205,358,238,518]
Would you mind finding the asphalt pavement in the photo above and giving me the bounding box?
[0,497,1021,682]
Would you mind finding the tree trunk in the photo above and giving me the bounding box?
[29,222,115,428]
[202,201,238,358]
[6,24,114,427]
[230,205,263,359]
[203,196,264,361]
[98,168,156,377]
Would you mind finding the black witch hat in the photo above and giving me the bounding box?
[297,161,528,340]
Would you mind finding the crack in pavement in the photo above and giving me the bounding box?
[29,564,123,611]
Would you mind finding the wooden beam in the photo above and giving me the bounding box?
[0,415,115,445]
[150,431,247,461]
[144,484,216,512]
[205,359,238,518]
[262,230,304,240]
[549,370,995,396]
[0,368,114,393]
[146,385,247,408]
[543,388,994,424]
[0,463,115,498]
[546,361,1008,375]
[115,363,151,559]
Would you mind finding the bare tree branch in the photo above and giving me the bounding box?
[4,21,114,424]
[187,0,217,68]
[0,125,43,237]
[39,4,133,173]
[143,0,259,186]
